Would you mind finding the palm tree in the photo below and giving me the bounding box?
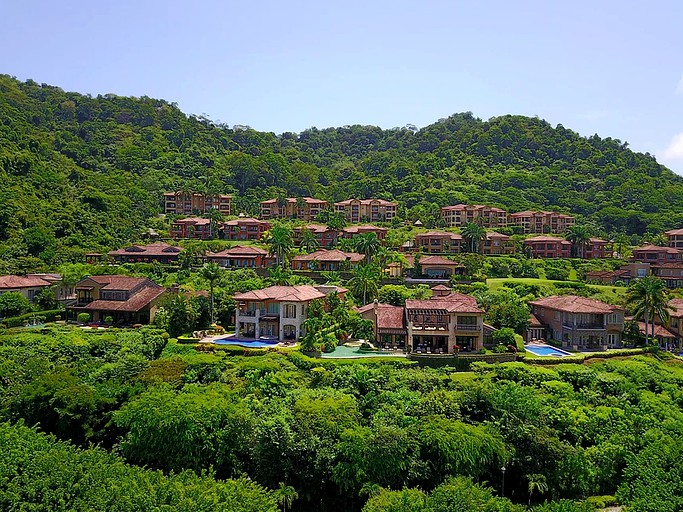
[527,474,548,505]
[275,482,298,512]
[204,208,224,239]
[268,266,294,286]
[461,222,487,253]
[326,212,347,246]
[199,262,222,325]
[348,265,380,305]
[264,224,294,268]
[354,233,381,263]
[627,275,670,345]
[566,224,591,258]
[300,229,320,253]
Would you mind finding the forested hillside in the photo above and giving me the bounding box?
[2,74,682,266]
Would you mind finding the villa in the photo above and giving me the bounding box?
[293,224,338,248]
[109,242,183,264]
[509,210,575,234]
[482,231,515,255]
[524,236,572,258]
[440,204,508,228]
[414,231,463,254]
[666,228,683,249]
[358,301,407,349]
[233,284,346,341]
[334,198,398,223]
[631,245,682,265]
[292,249,364,271]
[528,295,624,350]
[221,217,271,241]
[342,225,388,241]
[204,246,274,268]
[170,217,212,239]
[0,274,53,301]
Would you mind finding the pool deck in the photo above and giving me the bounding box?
[524,342,573,357]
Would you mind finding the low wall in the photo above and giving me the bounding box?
[408,352,517,369]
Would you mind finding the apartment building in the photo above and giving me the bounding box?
[509,210,575,234]
[482,232,516,255]
[440,204,508,228]
[163,191,232,215]
[170,217,212,239]
[414,231,463,254]
[260,197,328,221]
[221,217,271,241]
[334,199,398,223]
[666,228,683,249]
[204,246,274,269]
[631,245,682,265]
[524,236,572,258]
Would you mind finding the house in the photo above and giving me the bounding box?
[509,210,575,234]
[585,269,632,285]
[68,275,166,325]
[414,231,463,254]
[584,238,612,259]
[440,204,508,228]
[386,255,465,278]
[635,321,678,350]
[528,295,624,350]
[482,232,515,255]
[526,314,546,342]
[341,225,388,241]
[233,285,346,341]
[29,273,76,303]
[665,299,683,343]
[631,245,682,265]
[293,224,338,248]
[651,263,683,288]
[334,199,398,223]
[109,242,183,264]
[0,275,53,301]
[260,197,328,221]
[406,292,485,353]
[164,191,232,215]
[205,246,274,268]
[524,236,572,258]
[170,217,212,239]
[292,249,364,271]
[666,228,683,249]
[221,217,271,241]
[358,301,407,348]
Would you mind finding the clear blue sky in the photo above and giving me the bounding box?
[3,0,683,173]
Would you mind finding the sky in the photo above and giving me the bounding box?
[2,0,683,173]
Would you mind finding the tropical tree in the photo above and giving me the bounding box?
[268,266,294,286]
[300,229,320,253]
[264,223,294,268]
[566,225,591,258]
[527,474,549,505]
[348,265,381,305]
[204,208,224,239]
[461,223,487,253]
[325,212,347,246]
[199,262,222,325]
[627,275,670,345]
[354,233,381,263]
[275,482,298,512]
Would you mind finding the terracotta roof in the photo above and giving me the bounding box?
[222,217,270,226]
[510,210,573,218]
[529,313,544,326]
[529,295,622,314]
[666,229,683,236]
[406,293,482,314]
[431,284,452,291]
[636,322,677,339]
[335,198,397,206]
[81,285,166,313]
[524,236,571,243]
[0,275,52,290]
[261,197,327,205]
[652,263,683,269]
[343,225,388,235]
[441,204,506,213]
[293,249,364,263]
[633,245,681,254]
[207,245,269,258]
[86,275,151,291]
[586,270,630,279]
[172,217,210,225]
[486,231,510,240]
[233,285,327,302]
[295,224,332,234]
[415,231,462,240]
[669,299,683,318]
[109,242,182,257]
[419,255,462,266]
[589,238,609,244]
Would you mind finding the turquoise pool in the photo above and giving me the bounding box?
[214,338,279,348]
[321,345,406,359]
[525,344,572,357]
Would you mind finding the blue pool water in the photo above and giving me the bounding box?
[525,344,572,357]
[214,338,279,348]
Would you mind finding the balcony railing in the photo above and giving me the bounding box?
[455,324,481,331]
[562,323,604,330]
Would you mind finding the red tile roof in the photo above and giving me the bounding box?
[82,286,166,313]
[633,245,681,254]
[529,295,622,314]
[419,255,462,266]
[529,313,543,326]
[636,322,677,339]
[415,231,463,240]
[357,302,406,331]
[486,231,510,240]
[261,197,327,205]
[0,275,52,290]
[293,249,364,263]
[666,229,683,236]
[441,204,506,213]
[222,217,270,227]
[669,299,683,318]
[172,217,211,226]
[406,292,482,314]
[335,198,397,206]
[343,225,388,235]
[430,284,452,291]
[233,285,327,302]
[524,236,571,243]
[87,275,151,291]
[207,245,269,257]
[109,242,182,257]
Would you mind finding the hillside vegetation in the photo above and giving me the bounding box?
[2,74,682,269]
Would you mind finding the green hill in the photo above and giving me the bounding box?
[2,74,682,269]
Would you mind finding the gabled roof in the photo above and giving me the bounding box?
[261,197,328,205]
[109,242,182,257]
[633,245,681,254]
[343,225,388,235]
[529,295,622,314]
[524,236,571,244]
[415,231,463,240]
[81,286,166,312]
[85,275,151,291]
[0,275,52,290]
[419,255,462,266]
[222,217,270,226]
[172,217,210,225]
[293,249,364,263]
[406,292,482,314]
[486,231,510,240]
[431,284,452,291]
[233,285,326,302]
[206,245,269,258]
[668,299,683,318]
[636,322,677,339]
[529,313,543,327]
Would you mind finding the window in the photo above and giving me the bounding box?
[283,304,297,318]
[608,334,619,345]
[606,313,619,324]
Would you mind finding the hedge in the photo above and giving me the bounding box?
[0,309,64,328]
[521,347,654,365]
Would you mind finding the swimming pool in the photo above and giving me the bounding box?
[213,338,279,348]
[525,344,572,357]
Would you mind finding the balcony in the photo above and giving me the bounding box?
[455,324,481,331]
[562,323,604,330]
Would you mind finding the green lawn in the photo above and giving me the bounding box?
[485,277,628,302]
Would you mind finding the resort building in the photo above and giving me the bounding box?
[260,197,328,221]
[68,275,166,325]
[509,210,575,234]
[333,199,398,223]
[291,249,364,271]
[163,191,232,216]
[233,284,346,341]
[221,217,271,241]
[524,236,572,258]
[440,204,508,228]
[584,238,612,259]
[528,295,624,350]
[204,246,274,269]
[358,301,407,349]
[341,225,388,241]
[666,228,683,249]
[482,232,515,255]
[406,291,486,353]
[0,275,53,301]
[170,217,213,239]
[665,299,683,342]
[631,245,682,266]
[293,224,339,248]
[414,231,463,254]
[109,242,183,264]
[651,263,683,288]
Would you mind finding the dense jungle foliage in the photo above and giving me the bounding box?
[2,74,683,269]
[1,326,682,511]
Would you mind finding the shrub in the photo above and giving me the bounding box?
[104,315,114,325]
[77,312,91,323]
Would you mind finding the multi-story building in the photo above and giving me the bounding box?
[68,275,166,325]
[651,263,683,288]
[233,284,346,341]
[109,242,183,264]
[341,225,388,241]
[293,224,338,248]
[358,301,407,349]
[440,204,508,228]
[204,246,275,269]
[509,210,575,234]
[524,236,572,258]
[414,231,463,254]
[260,197,328,221]
[405,292,485,353]
[0,275,53,301]
[631,245,682,265]
[221,217,271,241]
[584,238,612,259]
[170,217,213,239]
[528,295,624,350]
[334,199,398,223]
[292,249,364,271]
[163,191,232,215]
[482,232,516,255]
[666,228,683,249]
